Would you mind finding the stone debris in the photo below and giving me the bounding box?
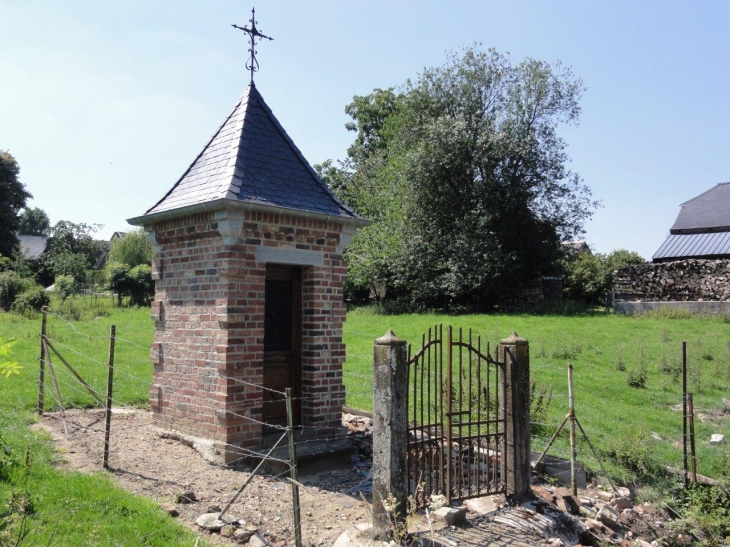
[597,504,620,528]
[159,502,179,517]
[710,433,726,445]
[195,512,237,532]
[234,528,259,542]
[431,506,467,526]
[249,533,271,547]
[175,490,197,504]
[463,495,501,515]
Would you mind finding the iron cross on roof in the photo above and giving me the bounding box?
[232,7,274,83]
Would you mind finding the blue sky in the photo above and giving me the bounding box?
[2,1,729,260]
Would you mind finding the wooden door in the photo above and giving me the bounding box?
[263,264,301,428]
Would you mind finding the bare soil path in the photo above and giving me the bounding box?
[35,409,373,546]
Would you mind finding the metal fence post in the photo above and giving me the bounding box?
[372,330,408,539]
[499,332,531,502]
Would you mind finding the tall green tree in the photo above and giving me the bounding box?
[39,221,107,286]
[320,46,597,309]
[17,207,51,236]
[562,248,645,304]
[0,151,32,258]
[107,230,153,268]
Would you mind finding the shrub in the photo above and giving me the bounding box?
[53,274,78,303]
[615,344,626,371]
[0,271,31,311]
[627,364,647,389]
[128,264,153,306]
[10,285,50,315]
[106,262,131,306]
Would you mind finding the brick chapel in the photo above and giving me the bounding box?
[128,81,368,462]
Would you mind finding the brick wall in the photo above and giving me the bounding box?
[148,210,349,457]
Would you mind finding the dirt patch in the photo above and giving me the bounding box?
[34,409,373,546]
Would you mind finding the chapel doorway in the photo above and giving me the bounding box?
[263,264,302,428]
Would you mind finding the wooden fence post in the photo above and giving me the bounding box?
[372,330,408,539]
[38,306,48,415]
[103,324,116,470]
[499,332,531,502]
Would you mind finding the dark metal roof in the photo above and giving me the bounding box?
[652,232,730,261]
[671,182,730,232]
[134,83,365,224]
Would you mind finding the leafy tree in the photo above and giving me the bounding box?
[106,263,131,307]
[107,230,152,268]
[320,46,597,310]
[0,151,32,258]
[105,262,153,307]
[128,264,153,306]
[17,207,50,236]
[562,248,644,304]
[0,272,30,311]
[42,221,107,286]
[53,274,78,303]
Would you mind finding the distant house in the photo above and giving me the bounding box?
[94,231,127,270]
[17,235,49,259]
[562,240,591,255]
[613,182,730,314]
[653,182,730,262]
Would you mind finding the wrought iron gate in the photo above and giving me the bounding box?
[407,325,508,509]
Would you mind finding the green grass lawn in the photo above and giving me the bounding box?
[0,297,205,546]
[342,309,730,483]
[2,300,730,543]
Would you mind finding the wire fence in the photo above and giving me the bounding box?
[30,309,382,547]
[24,310,729,545]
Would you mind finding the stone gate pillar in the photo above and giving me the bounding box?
[499,332,531,502]
[372,330,408,539]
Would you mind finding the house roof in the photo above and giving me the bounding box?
[129,83,367,227]
[561,240,591,255]
[653,232,730,261]
[17,235,48,259]
[670,182,730,233]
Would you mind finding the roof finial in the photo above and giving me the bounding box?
[232,7,274,83]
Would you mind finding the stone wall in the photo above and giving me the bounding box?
[613,259,730,302]
[148,209,348,456]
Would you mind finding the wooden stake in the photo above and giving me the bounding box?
[43,341,68,435]
[568,364,577,496]
[38,307,48,415]
[42,337,105,405]
[682,341,688,488]
[688,393,697,484]
[219,432,288,519]
[103,324,116,470]
[286,388,302,547]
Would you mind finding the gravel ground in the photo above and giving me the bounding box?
[35,409,373,546]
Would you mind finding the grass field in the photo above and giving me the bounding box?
[1,300,730,543]
[0,298,206,547]
[341,308,730,485]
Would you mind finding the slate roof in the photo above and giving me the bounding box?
[17,235,48,259]
[670,182,730,233]
[136,83,365,225]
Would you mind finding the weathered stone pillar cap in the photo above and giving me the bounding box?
[501,331,528,344]
[375,330,406,346]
